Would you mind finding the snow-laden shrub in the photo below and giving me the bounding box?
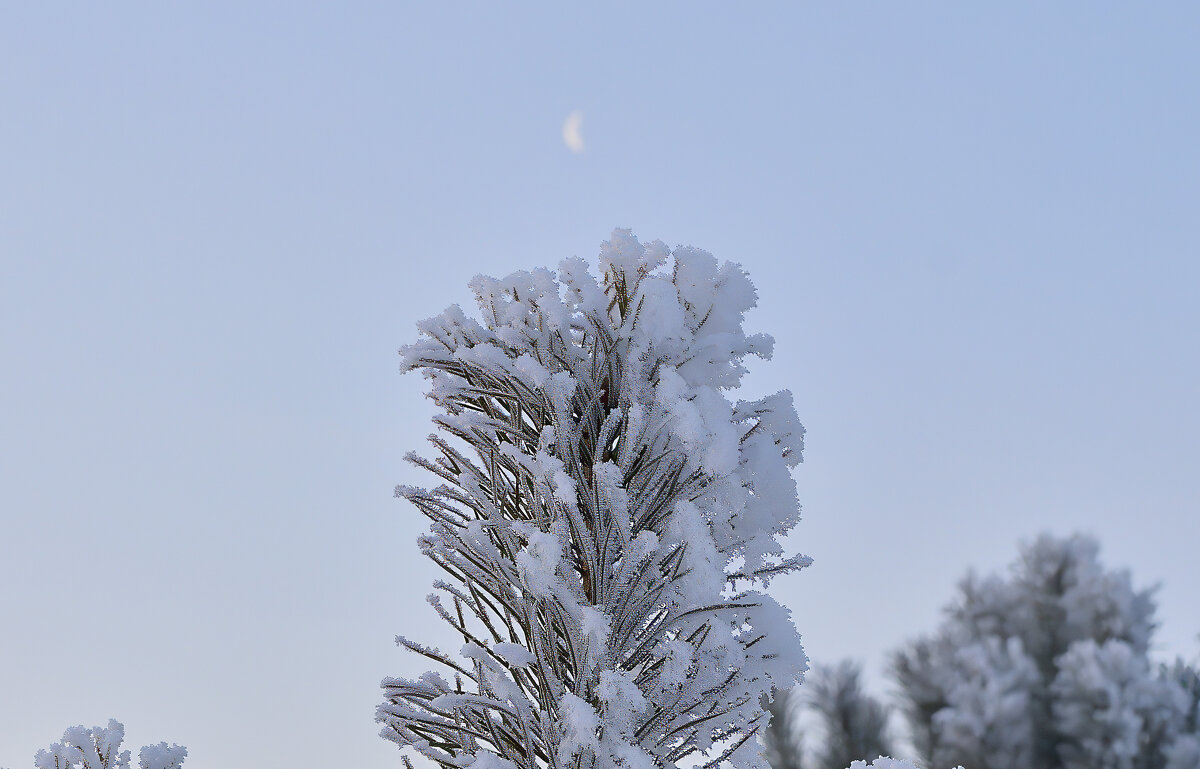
[378,230,810,769]
[30,720,186,769]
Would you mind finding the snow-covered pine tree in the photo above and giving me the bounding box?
[763,662,892,769]
[1163,661,1200,769]
[29,720,186,769]
[806,662,892,769]
[891,533,1199,769]
[763,688,805,769]
[1051,639,1189,769]
[378,230,810,769]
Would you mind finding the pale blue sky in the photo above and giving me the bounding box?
[2,4,1197,766]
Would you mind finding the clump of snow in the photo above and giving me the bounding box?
[491,642,535,668]
[138,743,187,769]
[467,752,520,769]
[559,692,600,762]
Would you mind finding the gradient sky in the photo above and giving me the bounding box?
[2,3,1198,767]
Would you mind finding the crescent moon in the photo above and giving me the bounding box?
[562,111,585,153]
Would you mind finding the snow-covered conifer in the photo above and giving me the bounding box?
[1051,639,1186,769]
[764,662,892,769]
[1164,659,1200,769]
[892,533,1189,769]
[30,720,186,769]
[806,662,892,769]
[895,633,1039,769]
[378,230,810,769]
[764,688,805,769]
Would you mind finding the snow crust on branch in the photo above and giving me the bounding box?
[380,230,809,769]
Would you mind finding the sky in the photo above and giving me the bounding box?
[2,3,1198,766]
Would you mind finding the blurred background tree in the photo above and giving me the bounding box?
[769,534,1200,769]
